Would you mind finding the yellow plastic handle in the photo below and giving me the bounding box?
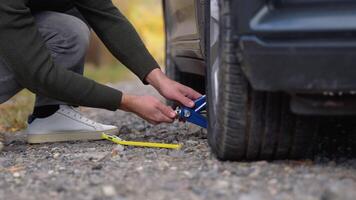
[101,133,182,150]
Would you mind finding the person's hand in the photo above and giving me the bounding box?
[145,69,202,107]
[120,94,177,124]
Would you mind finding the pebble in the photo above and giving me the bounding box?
[215,180,229,189]
[58,166,66,171]
[239,192,270,200]
[87,148,96,152]
[169,166,177,170]
[183,171,193,178]
[222,170,231,176]
[255,161,268,166]
[92,164,103,170]
[168,150,184,158]
[12,172,21,178]
[158,161,170,169]
[268,178,278,185]
[89,176,102,186]
[136,166,143,171]
[53,153,60,159]
[269,186,278,196]
[249,167,261,178]
[186,140,199,145]
[0,142,4,152]
[112,144,125,155]
[15,157,24,163]
[50,147,60,152]
[102,185,117,197]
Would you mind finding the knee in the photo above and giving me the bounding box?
[63,17,91,58]
[35,12,91,65]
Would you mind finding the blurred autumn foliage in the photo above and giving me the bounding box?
[87,0,165,67]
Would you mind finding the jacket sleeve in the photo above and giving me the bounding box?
[73,0,160,83]
[0,0,122,111]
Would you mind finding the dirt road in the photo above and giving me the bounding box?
[1,81,356,200]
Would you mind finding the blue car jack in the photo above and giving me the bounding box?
[175,95,207,129]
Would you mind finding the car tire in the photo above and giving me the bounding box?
[207,0,320,161]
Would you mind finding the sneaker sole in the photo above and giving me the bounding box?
[27,128,118,144]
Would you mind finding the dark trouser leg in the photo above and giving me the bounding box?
[32,11,90,107]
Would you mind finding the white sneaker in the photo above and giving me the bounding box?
[26,105,118,144]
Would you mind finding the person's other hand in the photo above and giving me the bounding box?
[146,69,202,107]
[120,94,177,124]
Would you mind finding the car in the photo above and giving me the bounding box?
[163,0,356,161]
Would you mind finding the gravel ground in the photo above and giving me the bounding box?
[1,81,356,200]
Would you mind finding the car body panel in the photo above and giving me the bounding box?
[164,0,356,92]
[250,4,356,33]
[163,0,207,75]
[238,1,356,92]
[165,0,199,42]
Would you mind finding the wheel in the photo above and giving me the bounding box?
[207,0,319,161]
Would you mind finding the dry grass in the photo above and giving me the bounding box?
[0,90,35,132]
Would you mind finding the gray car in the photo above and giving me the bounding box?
[163,0,356,161]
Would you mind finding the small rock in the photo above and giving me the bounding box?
[89,176,102,185]
[284,166,292,172]
[215,180,229,189]
[168,150,184,158]
[136,166,143,171]
[14,178,22,185]
[239,191,270,200]
[56,186,66,193]
[183,171,193,178]
[255,161,268,166]
[249,167,261,178]
[165,135,176,142]
[268,178,278,185]
[186,140,199,145]
[92,164,103,170]
[268,186,278,196]
[169,166,177,170]
[158,161,170,169]
[222,170,231,176]
[112,145,125,156]
[15,157,24,163]
[50,147,60,152]
[13,172,21,178]
[102,185,117,197]
[58,166,66,171]
[0,142,4,152]
[87,148,96,152]
[53,153,60,159]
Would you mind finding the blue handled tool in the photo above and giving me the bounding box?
[175,95,207,128]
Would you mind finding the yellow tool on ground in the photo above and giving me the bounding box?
[101,133,182,150]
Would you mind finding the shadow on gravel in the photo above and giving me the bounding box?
[312,116,356,166]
